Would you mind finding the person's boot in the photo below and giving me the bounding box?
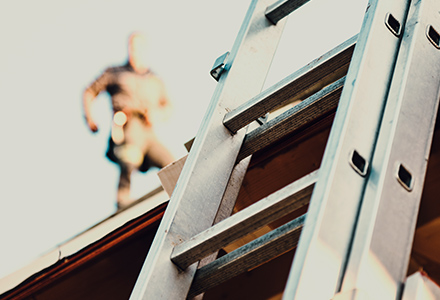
[117,186,132,210]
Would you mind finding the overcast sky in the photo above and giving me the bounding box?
[0,0,367,280]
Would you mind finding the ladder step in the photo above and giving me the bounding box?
[223,34,356,134]
[265,0,311,25]
[170,169,318,270]
[238,76,345,162]
[188,214,306,298]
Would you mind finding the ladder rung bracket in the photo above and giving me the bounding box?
[265,0,311,25]
[238,76,345,162]
[188,214,306,298]
[171,170,318,270]
[223,35,356,134]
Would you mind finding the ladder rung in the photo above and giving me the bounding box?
[170,169,318,270]
[238,76,345,162]
[265,0,311,25]
[223,35,356,134]
[188,214,306,298]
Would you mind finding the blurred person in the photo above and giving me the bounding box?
[83,32,175,209]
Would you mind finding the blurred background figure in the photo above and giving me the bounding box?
[83,32,175,209]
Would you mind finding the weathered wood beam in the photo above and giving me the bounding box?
[188,214,306,298]
[223,35,356,134]
[170,170,318,270]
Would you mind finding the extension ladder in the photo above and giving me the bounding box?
[129,0,440,298]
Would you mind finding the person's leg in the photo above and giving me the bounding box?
[115,118,153,208]
[117,163,135,209]
[145,133,175,169]
[124,117,174,169]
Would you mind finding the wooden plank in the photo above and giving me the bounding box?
[192,157,252,300]
[223,35,356,134]
[157,156,187,197]
[188,214,306,298]
[171,170,317,270]
[237,76,344,162]
[265,0,311,25]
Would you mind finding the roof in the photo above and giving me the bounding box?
[0,186,169,299]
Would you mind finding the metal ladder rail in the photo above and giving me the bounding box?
[336,0,440,298]
[283,0,412,299]
[129,0,288,298]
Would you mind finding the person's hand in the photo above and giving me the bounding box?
[86,118,99,133]
[142,111,153,126]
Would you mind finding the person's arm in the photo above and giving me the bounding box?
[83,88,99,132]
[82,70,111,132]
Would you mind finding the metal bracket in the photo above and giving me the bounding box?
[210,52,229,81]
[256,113,269,125]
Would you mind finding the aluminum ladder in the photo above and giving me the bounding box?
[130,0,440,298]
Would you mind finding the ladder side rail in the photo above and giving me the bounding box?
[238,76,344,161]
[129,1,287,299]
[223,35,356,134]
[188,214,306,298]
[171,169,317,269]
[283,1,411,299]
[337,1,440,298]
[265,0,311,25]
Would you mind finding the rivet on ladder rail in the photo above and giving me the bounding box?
[349,149,368,177]
[397,163,413,192]
[385,13,401,37]
[427,25,440,49]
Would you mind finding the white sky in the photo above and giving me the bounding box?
[0,0,367,280]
